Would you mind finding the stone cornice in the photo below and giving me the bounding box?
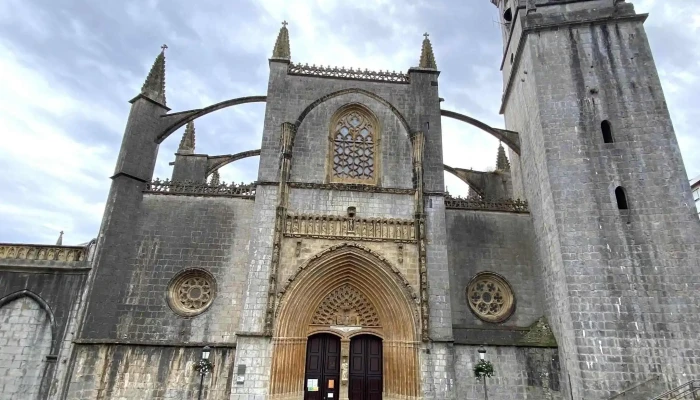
[284,213,417,243]
[288,182,415,195]
[72,339,236,348]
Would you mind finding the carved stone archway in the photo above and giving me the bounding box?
[270,244,421,400]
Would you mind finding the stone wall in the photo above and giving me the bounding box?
[80,195,254,343]
[454,345,564,400]
[0,297,53,400]
[502,2,700,397]
[260,62,443,192]
[66,344,235,399]
[290,93,413,189]
[446,209,544,341]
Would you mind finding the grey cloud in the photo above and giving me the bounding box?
[0,0,697,245]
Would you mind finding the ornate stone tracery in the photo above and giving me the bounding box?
[329,105,379,185]
[270,244,421,399]
[311,284,380,327]
[467,272,515,323]
[167,269,217,317]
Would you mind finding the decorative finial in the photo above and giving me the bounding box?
[140,46,167,106]
[272,21,291,59]
[210,170,220,186]
[56,231,64,246]
[161,44,168,52]
[419,32,437,70]
[496,142,511,171]
[178,121,196,154]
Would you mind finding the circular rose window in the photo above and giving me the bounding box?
[466,272,515,323]
[167,269,217,317]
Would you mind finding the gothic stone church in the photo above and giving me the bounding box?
[1,1,699,399]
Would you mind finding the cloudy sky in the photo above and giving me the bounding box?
[0,0,698,245]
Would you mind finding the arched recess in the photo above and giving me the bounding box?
[270,243,421,399]
[0,290,57,355]
[294,88,412,135]
[444,164,484,197]
[441,109,521,155]
[156,96,267,143]
[206,149,261,176]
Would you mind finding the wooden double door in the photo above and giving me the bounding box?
[304,333,382,400]
[349,335,383,400]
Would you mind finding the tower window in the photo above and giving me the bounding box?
[615,187,629,210]
[601,120,614,143]
[330,105,379,184]
[503,8,513,22]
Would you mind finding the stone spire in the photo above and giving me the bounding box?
[56,231,64,246]
[178,121,196,154]
[419,33,437,70]
[140,45,167,106]
[496,142,511,171]
[209,170,220,186]
[272,21,291,59]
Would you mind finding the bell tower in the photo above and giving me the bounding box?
[490,0,700,398]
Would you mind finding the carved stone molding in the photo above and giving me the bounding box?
[445,195,529,213]
[0,245,86,262]
[269,243,421,398]
[278,243,417,304]
[264,122,297,336]
[284,214,416,243]
[288,181,415,195]
[288,62,410,84]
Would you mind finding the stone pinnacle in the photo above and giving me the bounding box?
[496,142,511,171]
[178,121,196,154]
[140,45,167,106]
[272,21,291,59]
[419,32,437,70]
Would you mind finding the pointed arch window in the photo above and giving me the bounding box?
[329,105,379,184]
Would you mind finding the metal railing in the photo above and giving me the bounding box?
[651,380,699,400]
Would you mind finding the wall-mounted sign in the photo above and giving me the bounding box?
[307,379,319,392]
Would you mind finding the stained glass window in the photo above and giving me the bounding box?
[331,107,377,183]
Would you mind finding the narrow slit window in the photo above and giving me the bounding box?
[615,186,628,210]
[601,120,614,143]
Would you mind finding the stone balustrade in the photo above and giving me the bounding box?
[0,244,87,263]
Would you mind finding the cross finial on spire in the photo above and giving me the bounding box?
[272,20,291,59]
[161,44,168,52]
[419,32,438,69]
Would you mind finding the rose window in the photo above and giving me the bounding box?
[167,269,216,316]
[466,272,515,323]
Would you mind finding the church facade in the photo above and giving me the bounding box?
[1,1,699,399]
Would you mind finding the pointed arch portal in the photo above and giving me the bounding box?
[270,244,420,400]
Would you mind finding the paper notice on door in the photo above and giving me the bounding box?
[328,379,335,389]
[328,394,334,398]
[307,379,319,392]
